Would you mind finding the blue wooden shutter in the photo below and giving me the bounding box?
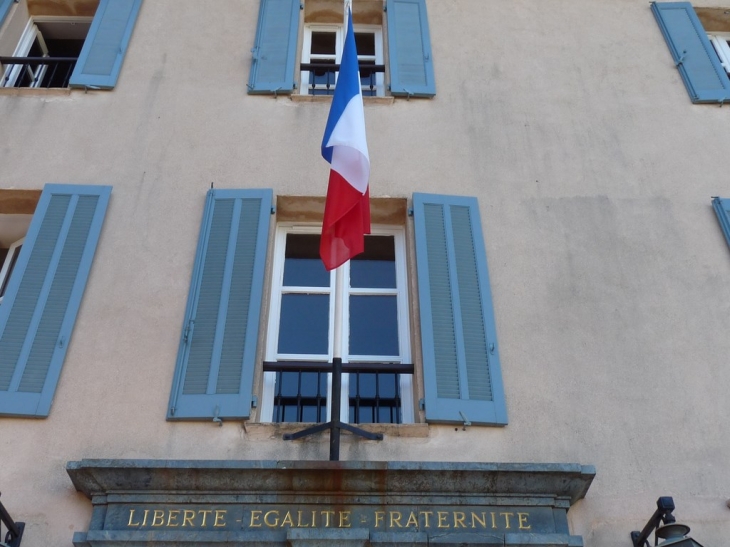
[413,193,506,425]
[712,197,730,249]
[651,2,730,103]
[247,0,300,94]
[0,0,14,30]
[69,0,142,89]
[386,0,436,98]
[0,184,111,418]
[168,189,272,420]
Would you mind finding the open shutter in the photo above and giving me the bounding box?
[247,0,300,94]
[651,2,730,103]
[413,193,506,426]
[0,184,111,418]
[712,197,730,249]
[386,0,436,97]
[0,0,14,30]
[168,189,272,420]
[69,0,142,89]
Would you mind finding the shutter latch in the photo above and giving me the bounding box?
[459,411,471,431]
[213,406,222,427]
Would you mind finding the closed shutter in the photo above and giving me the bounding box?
[651,2,730,103]
[386,0,436,98]
[712,197,730,249]
[413,193,506,426]
[0,184,112,418]
[0,0,14,30]
[247,0,300,94]
[69,0,143,89]
[168,189,272,420]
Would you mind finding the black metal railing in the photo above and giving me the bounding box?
[0,57,78,88]
[0,493,24,547]
[300,63,385,96]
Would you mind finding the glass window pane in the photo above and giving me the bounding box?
[349,295,398,356]
[301,405,320,422]
[354,32,375,56]
[311,31,337,55]
[378,373,397,398]
[278,294,329,354]
[278,372,299,397]
[300,371,321,397]
[358,373,377,398]
[350,236,395,288]
[283,234,329,287]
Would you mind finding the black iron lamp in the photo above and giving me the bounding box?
[631,497,704,547]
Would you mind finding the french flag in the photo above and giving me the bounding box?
[320,8,370,271]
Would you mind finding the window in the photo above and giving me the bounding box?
[169,191,507,427]
[0,237,24,303]
[0,184,111,417]
[300,24,384,96]
[0,0,142,90]
[709,33,730,74]
[248,0,435,98]
[259,225,413,423]
[652,2,730,103]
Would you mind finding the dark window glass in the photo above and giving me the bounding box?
[274,370,328,423]
[0,245,21,298]
[354,32,375,56]
[349,372,401,424]
[311,31,337,55]
[278,294,329,354]
[349,295,398,356]
[350,236,395,288]
[283,234,329,287]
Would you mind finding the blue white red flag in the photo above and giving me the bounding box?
[320,8,370,271]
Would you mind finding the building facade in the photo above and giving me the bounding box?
[0,0,729,545]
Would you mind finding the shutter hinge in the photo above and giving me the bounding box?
[213,405,223,426]
[270,206,276,215]
[418,398,425,410]
[300,3,304,9]
[170,406,175,416]
[676,50,687,67]
[57,336,66,349]
[489,343,495,354]
[183,320,194,343]
[459,411,471,430]
[251,395,258,408]
[408,207,414,217]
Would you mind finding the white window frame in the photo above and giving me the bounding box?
[709,32,730,74]
[0,237,24,303]
[260,223,413,424]
[300,24,384,97]
[1,16,92,88]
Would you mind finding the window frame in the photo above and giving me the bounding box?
[709,32,730,74]
[260,223,414,424]
[0,236,23,303]
[299,23,384,97]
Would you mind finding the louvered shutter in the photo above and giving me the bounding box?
[712,197,730,249]
[652,2,730,103]
[386,0,436,97]
[247,0,300,94]
[69,0,142,89]
[413,194,506,425]
[168,189,272,420]
[0,0,14,30]
[0,184,111,418]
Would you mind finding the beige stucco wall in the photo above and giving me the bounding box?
[1,0,729,545]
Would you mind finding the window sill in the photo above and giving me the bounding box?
[290,94,395,105]
[244,422,429,440]
[0,87,72,96]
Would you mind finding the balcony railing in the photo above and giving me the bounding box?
[0,493,24,547]
[0,56,78,89]
[300,62,385,96]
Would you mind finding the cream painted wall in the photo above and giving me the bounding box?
[1,0,729,545]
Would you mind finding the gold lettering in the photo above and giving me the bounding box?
[500,512,514,529]
[151,510,165,527]
[264,511,280,527]
[141,509,149,527]
[405,512,418,528]
[438,511,450,528]
[127,509,140,527]
[250,510,263,528]
[321,511,335,527]
[167,510,180,527]
[214,510,227,527]
[280,512,294,527]
[183,510,196,527]
[453,511,466,528]
[374,511,385,528]
[312,510,317,528]
[199,510,212,527]
[471,512,487,529]
[339,511,351,528]
[297,511,310,528]
[419,511,433,528]
[491,512,497,528]
[389,511,403,528]
[518,513,531,530]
